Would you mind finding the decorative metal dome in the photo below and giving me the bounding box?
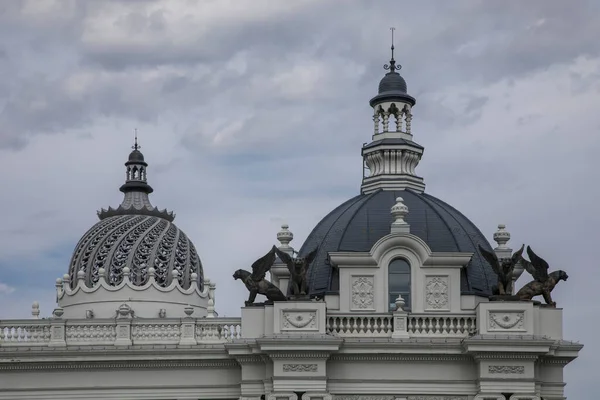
[68,214,203,289]
[378,72,407,94]
[68,139,203,289]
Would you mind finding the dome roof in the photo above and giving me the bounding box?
[128,149,145,163]
[299,189,496,297]
[378,72,407,94]
[68,214,203,289]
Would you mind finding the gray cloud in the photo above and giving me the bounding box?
[0,1,597,397]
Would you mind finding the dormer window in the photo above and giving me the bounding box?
[388,258,411,311]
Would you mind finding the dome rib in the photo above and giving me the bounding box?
[145,220,171,281]
[421,194,494,293]
[304,195,366,292]
[82,215,144,285]
[128,218,166,285]
[338,191,381,249]
[105,216,155,286]
[416,193,461,251]
[167,224,182,287]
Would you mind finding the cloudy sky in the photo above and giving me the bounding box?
[0,0,598,396]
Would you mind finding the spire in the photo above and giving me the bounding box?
[361,35,425,194]
[384,27,402,73]
[97,137,175,221]
[133,128,140,151]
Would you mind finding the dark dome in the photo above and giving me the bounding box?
[378,72,407,94]
[299,189,496,297]
[128,149,145,162]
[69,214,203,289]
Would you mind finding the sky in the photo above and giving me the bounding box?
[0,0,598,397]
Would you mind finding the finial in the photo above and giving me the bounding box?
[277,223,294,251]
[133,129,140,151]
[384,27,402,72]
[493,224,511,250]
[391,197,410,233]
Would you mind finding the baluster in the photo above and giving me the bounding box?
[426,318,433,335]
[31,326,40,342]
[383,113,390,132]
[373,114,380,134]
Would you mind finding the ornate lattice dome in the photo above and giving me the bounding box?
[68,214,203,289]
[67,141,204,290]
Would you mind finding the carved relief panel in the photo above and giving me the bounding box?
[424,275,449,311]
[488,311,526,332]
[351,275,375,311]
[281,310,318,332]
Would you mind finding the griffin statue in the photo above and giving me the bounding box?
[516,246,568,307]
[274,247,319,298]
[478,244,525,295]
[233,245,287,306]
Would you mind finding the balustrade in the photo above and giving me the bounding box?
[327,314,394,337]
[0,312,475,347]
[0,318,242,347]
[0,320,51,344]
[327,313,476,338]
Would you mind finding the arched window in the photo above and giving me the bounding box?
[388,258,411,311]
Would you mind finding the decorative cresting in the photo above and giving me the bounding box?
[362,29,425,194]
[56,264,215,319]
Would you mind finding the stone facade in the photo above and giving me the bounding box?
[0,230,581,400]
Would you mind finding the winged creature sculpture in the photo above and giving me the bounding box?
[274,247,319,298]
[233,245,287,306]
[478,244,525,295]
[515,246,568,307]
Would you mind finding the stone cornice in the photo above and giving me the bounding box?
[330,354,472,362]
[268,352,332,359]
[234,355,267,365]
[471,353,541,360]
[0,359,239,371]
[339,338,465,352]
[537,356,579,365]
[0,345,231,362]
